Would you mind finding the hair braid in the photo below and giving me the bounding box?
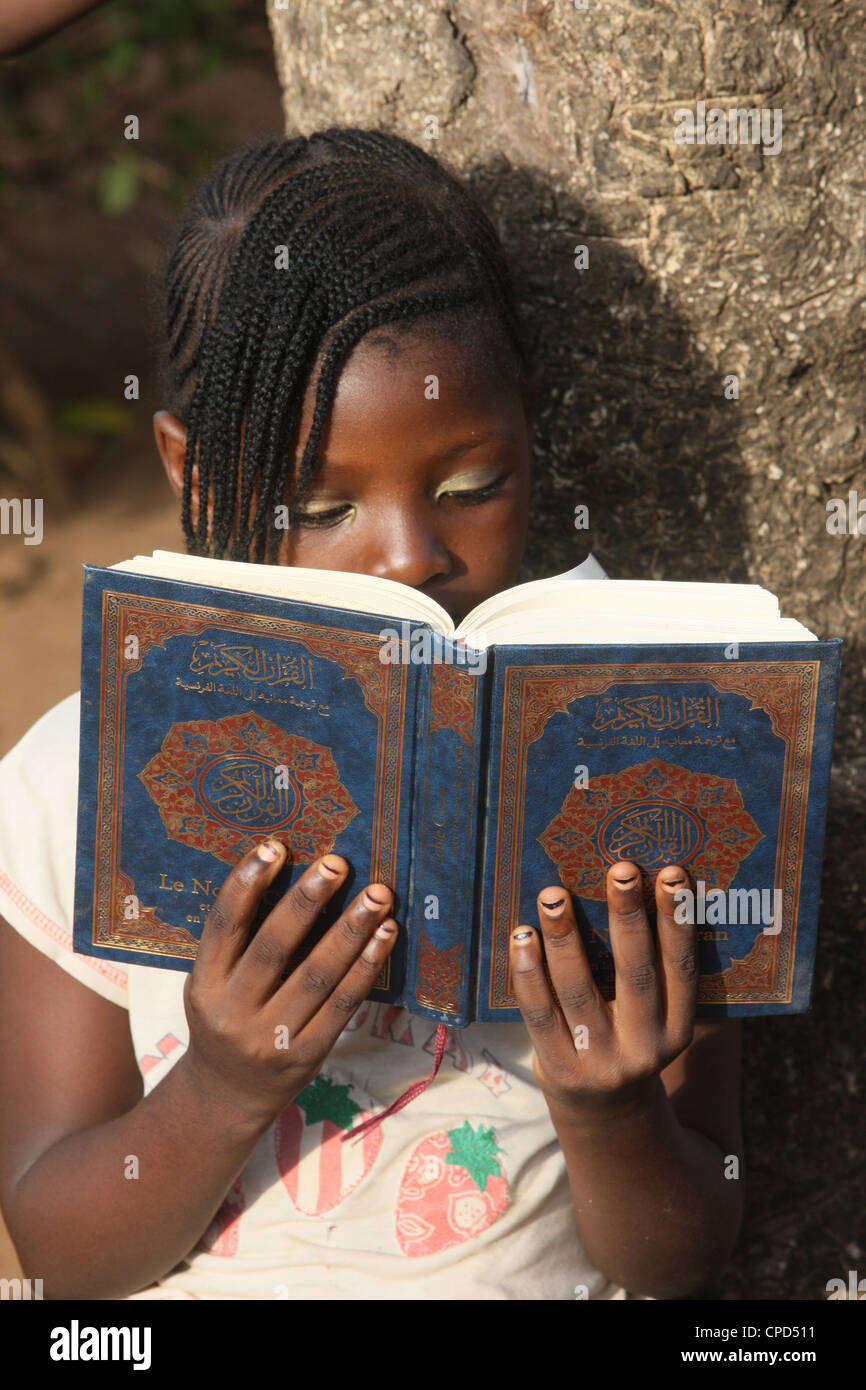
[155,127,534,561]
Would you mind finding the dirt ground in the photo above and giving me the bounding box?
[1,4,863,1303]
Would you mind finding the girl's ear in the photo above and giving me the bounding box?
[153,411,188,500]
[154,411,214,537]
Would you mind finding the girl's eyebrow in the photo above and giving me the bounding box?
[437,429,512,459]
[318,430,513,472]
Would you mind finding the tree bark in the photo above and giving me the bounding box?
[268,0,866,1301]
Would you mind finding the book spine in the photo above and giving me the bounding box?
[403,637,488,1028]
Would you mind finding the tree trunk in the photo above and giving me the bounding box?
[268,0,866,1300]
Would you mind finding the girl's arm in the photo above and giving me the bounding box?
[0,0,108,56]
[544,1020,743,1300]
[0,841,399,1299]
[509,861,744,1300]
[0,920,270,1298]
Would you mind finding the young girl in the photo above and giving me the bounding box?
[0,127,743,1301]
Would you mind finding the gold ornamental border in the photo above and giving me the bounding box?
[89,590,409,986]
[487,661,821,1010]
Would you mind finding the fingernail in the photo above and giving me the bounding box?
[317,855,344,878]
[363,886,391,909]
[375,920,396,939]
[540,896,566,914]
[511,927,534,942]
[660,874,686,891]
[257,839,284,862]
[612,873,638,886]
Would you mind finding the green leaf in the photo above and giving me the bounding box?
[295,1074,361,1130]
[104,37,140,80]
[163,111,210,155]
[446,1121,502,1192]
[198,40,224,77]
[77,72,104,113]
[55,399,132,435]
[98,158,140,215]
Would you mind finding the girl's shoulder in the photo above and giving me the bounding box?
[0,690,81,778]
[0,691,81,879]
[0,692,128,1007]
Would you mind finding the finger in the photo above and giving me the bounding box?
[263,879,396,1032]
[535,886,611,1050]
[654,863,699,1046]
[508,924,574,1068]
[606,860,664,1037]
[223,853,351,1005]
[193,838,290,983]
[290,917,400,1053]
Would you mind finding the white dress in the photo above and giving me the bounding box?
[0,555,630,1300]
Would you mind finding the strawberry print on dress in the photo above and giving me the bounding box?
[276,1073,383,1216]
[396,1121,509,1256]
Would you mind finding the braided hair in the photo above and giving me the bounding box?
[155,126,534,563]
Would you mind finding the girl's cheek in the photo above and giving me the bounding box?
[276,494,528,574]
[277,527,349,568]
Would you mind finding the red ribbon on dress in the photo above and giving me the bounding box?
[340,1024,449,1144]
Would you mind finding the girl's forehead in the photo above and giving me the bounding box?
[297,328,526,459]
[326,323,506,388]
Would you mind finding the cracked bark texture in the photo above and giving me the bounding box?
[268,0,866,1300]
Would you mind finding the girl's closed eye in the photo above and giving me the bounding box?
[434,467,509,506]
[291,501,354,529]
[290,469,510,527]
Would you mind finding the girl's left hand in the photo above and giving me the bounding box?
[509,860,698,1114]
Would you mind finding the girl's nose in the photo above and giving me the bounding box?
[363,516,453,591]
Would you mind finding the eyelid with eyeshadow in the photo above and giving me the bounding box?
[291,469,509,527]
[434,468,506,499]
[295,499,352,515]
[290,501,355,528]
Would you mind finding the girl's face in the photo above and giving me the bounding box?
[156,325,534,624]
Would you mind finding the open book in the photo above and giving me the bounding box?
[73,551,840,1020]
[111,549,820,649]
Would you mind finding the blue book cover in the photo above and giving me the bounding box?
[73,565,842,1024]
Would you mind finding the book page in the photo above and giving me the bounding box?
[109,553,816,647]
[455,577,815,646]
[458,576,779,630]
[463,613,817,646]
[111,551,455,632]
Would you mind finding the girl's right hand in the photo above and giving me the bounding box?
[180,839,397,1131]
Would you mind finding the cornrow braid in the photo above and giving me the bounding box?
[155,126,534,563]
